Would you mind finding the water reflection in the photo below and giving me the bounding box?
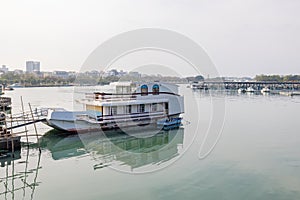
[0,148,41,200]
[0,128,184,199]
[40,128,184,171]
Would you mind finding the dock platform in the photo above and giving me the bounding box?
[0,136,21,151]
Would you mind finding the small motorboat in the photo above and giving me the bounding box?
[261,87,270,93]
[246,87,255,93]
[157,117,182,130]
[4,86,14,91]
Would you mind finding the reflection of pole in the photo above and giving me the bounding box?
[21,97,29,145]
[30,150,41,200]
[28,103,40,152]
[12,158,15,200]
[10,112,15,157]
[5,160,8,199]
[22,147,30,199]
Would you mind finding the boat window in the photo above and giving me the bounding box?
[141,85,148,96]
[151,103,157,112]
[110,106,117,115]
[139,104,145,113]
[152,84,159,95]
[157,103,164,111]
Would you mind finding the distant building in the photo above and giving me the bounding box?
[0,65,8,73]
[118,70,127,77]
[103,69,119,77]
[26,61,40,73]
[13,69,24,75]
[42,71,53,78]
[52,71,69,79]
[128,71,141,78]
[68,71,77,77]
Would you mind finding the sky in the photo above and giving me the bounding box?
[0,0,299,77]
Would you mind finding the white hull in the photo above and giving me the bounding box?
[46,113,179,133]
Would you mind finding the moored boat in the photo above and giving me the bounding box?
[44,82,184,133]
[246,86,255,93]
[4,86,14,91]
[261,87,270,93]
[9,83,23,88]
[190,81,208,90]
[237,88,246,93]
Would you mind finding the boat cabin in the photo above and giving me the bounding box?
[81,82,184,121]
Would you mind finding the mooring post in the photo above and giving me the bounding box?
[21,96,29,145]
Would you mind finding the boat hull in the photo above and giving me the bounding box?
[45,114,180,133]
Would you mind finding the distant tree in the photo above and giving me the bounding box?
[255,74,300,82]
[195,75,204,82]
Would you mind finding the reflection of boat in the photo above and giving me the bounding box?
[246,87,255,93]
[39,130,86,160]
[39,128,184,170]
[44,82,184,133]
[237,88,246,93]
[157,117,182,130]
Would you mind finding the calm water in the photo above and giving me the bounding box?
[1,86,300,200]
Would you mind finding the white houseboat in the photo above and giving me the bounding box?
[45,82,184,132]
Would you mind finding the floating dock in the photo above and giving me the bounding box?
[0,136,21,151]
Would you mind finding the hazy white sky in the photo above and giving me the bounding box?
[0,0,299,77]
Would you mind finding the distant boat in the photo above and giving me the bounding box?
[246,87,255,93]
[191,82,200,89]
[190,82,208,90]
[4,86,14,91]
[9,83,23,88]
[261,87,270,93]
[237,88,246,93]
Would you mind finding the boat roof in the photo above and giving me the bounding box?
[109,82,134,87]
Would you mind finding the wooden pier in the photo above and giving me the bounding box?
[0,98,47,154]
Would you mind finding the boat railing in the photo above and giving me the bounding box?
[84,91,180,102]
[85,93,137,102]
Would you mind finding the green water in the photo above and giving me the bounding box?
[1,86,300,200]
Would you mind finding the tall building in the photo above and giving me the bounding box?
[0,65,8,73]
[26,61,40,73]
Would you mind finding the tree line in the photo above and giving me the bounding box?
[0,72,75,86]
[255,75,300,82]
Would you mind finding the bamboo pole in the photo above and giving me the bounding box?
[28,103,40,152]
[21,96,29,145]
